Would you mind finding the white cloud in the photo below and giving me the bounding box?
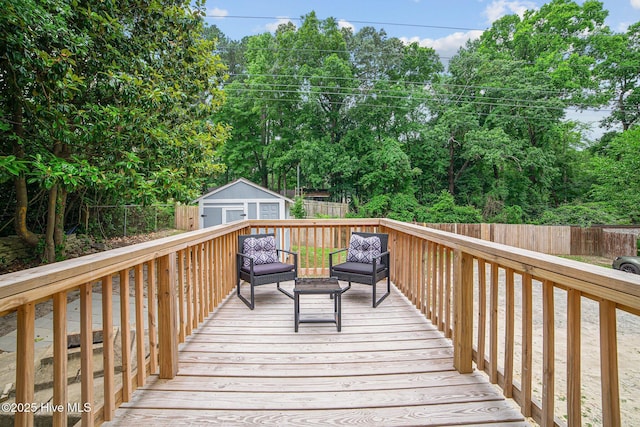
[265,17,296,33]
[632,0,640,10]
[617,22,632,32]
[206,7,228,18]
[483,0,537,24]
[401,30,484,60]
[338,19,355,32]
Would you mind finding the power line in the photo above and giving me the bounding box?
[222,73,626,112]
[228,71,571,96]
[215,15,486,33]
[224,89,619,117]
[219,91,612,125]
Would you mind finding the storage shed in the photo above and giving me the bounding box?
[194,178,293,229]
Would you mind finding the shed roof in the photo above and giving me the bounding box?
[193,178,294,204]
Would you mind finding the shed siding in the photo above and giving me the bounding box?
[204,181,274,200]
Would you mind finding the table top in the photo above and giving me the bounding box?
[294,277,342,293]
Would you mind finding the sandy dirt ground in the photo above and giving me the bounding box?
[474,260,640,427]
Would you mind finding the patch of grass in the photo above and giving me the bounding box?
[292,245,343,268]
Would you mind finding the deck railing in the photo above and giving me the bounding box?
[0,218,639,426]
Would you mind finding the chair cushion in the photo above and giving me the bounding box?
[241,262,295,276]
[346,234,381,264]
[332,261,386,275]
[243,236,278,268]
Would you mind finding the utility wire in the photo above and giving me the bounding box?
[219,93,609,124]
[222,74,625,112]
[215,15,486,33]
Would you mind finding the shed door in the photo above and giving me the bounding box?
[259,203,279,219]
[224,208,245,223]
[202,207,221,228]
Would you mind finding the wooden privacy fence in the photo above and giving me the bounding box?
[1,218,640,426]
[303,200,349,218]
[424,223,638,257]
[174,204,199,231]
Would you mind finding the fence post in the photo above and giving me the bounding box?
[453,249,474,373]
[158,253,178,378]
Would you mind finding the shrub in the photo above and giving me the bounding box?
[290,197,307,219]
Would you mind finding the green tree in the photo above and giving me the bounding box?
[588,128,640,222]
[1,0,228,261]
[591,22,640,130]
[420,191,483,223]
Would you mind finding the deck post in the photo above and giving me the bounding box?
[600,299,621,427]
[158,253,179,379]
[15,302,35,427]
[453,249,473,373]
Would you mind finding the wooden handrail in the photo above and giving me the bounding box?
[380,218,640,427]
[0,218,638,426]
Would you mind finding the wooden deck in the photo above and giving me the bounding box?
[105,283,529,426]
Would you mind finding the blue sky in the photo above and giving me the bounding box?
[204,0,640,60]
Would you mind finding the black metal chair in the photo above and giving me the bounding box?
[329,232,390,307]
[237,233,298,309]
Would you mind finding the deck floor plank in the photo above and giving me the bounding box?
[105,284,528,426]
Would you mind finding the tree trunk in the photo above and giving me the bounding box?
[14,176,39,247]
[55,187,68,248]
[45,184,58,263]
[448,137,455,195]
[12,106,38,247]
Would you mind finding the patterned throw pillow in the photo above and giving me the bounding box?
[243,236,278,268]
[346,234,381,264]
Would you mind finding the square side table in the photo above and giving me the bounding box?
[294,277,344,332]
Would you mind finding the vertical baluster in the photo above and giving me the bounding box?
[178,250,186,343]
[504,268,515,398]
[567,288,581,426]
[444,248,452,339]
[542,280,555,426]
[80,283,94,427]
[119,270,132,403]
[102,275,115,421]
[217,236,224,307]
[53,292,67,427]
[411,236,418,305]
[147,261,157,374]
[321,226,327,277]
[201,242,208,316]
[208,239,215,312]
[134,264,146,387]
[521,273,533,418]
[305,226,310,275]
[187,246,195,333]
[437,245,444,329]
[420,240,427,315]
[476,259,487,371]
[197,244,205,323]
[489,263,499,384]
[430,243,438,325]
[425,241,433,319]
